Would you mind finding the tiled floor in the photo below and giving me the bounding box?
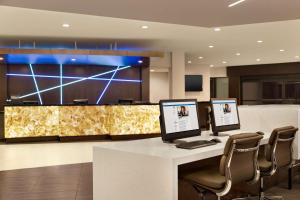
[0,163,300,200]
[0,163,92,200]
[0,142,105,171]
[0,162,299,200]
[267,184,300,200]
[0,142,299,200]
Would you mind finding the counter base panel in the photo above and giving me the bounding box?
[5,136,59,143]
[110,133,160,140]
[59,135,109,142]
[2,134,160,143]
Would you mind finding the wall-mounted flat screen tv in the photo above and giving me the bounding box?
[185,75,203,91]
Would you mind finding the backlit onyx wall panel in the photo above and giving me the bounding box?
[4,105,161,138]
[5,63,147,105]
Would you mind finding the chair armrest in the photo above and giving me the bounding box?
[257,131,265,136]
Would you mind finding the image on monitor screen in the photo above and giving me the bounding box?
[159,99,201,142]
[210,98,240,136]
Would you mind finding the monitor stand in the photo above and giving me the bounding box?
[164,139,186,144]
[210,132,230,137]
[164,139,187,145]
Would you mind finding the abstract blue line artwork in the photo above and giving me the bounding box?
[96,66,120,104]
[60,64,63,105]
[29,64,43,105]
[6,74,142,83]
[8,65,141,104]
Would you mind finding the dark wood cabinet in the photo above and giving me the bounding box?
[227,62,300,105]
[241,76,300,105]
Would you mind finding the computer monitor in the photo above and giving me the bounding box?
[73,99,89,105]
[159,99,201,142]
[23,100,39,105]
[118,99,134,105]
[210,98,240,136]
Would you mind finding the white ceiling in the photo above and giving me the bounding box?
[0,5,300,67]
[1,0,300,27]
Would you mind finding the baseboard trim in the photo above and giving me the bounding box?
[110,133,160,140]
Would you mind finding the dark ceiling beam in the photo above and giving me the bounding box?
[0,48,164,58]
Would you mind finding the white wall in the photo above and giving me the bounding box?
[185,65,210,101]
[170,51,185,99]
[210,67,227,77]
[150,53,171,69]
[150,72,170,103]
[149,53,228,102]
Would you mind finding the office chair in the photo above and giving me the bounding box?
[254,126,298,200]
[181,133,263,200]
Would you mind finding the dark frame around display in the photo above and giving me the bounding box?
[159,99,201,142]
[210,98,240,136]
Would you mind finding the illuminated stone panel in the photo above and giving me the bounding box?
[109,105,160,135]
[4,105,161,138]
[5,106,60,138]
[59,106,110,136]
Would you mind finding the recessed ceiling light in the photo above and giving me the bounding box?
[210,64,214,67]
[62,23,70,28]
[71,58,76,61]
[295,56,299,59]
[0,57,3,61]
[138,60,143,64]
[141,25,149,29]
[150,69,155,72]
[228,0,246,8]
[198,56,204,59]
[214,27,221,32]
[209,45,214,48]
[187,60,192,64]
[256,58,261,62]
[257,40,263,43]
[279,49,285,52]
[236,53,241,56]
[222,61,227,64]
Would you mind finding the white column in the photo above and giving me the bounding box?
[170,51,185,99]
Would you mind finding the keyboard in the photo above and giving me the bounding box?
[176,140,217,150]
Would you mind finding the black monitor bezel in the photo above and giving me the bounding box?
[185,75,203,92]
[159,99,201,142]
[210,98,240,134]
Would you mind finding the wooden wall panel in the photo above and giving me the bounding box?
[141,58,150,102]
[227,62,300,77]
[0,64,7,111]
[0,64,6,139]
[227,62,300,104]
[6,63,147,105]
[0,48,164,58]
[228,76,241,103]
[0,111,3,140]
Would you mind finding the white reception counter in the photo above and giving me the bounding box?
[93,105,300,200]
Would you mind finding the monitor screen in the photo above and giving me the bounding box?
[212,99,239,126]
[210,98,240,135]
[185,75,203,91]
[159,99,201,142]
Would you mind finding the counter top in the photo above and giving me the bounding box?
[4,103,157,107]
[3,101,210,107]
[94,129,271,165]
[93,129,272,200]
